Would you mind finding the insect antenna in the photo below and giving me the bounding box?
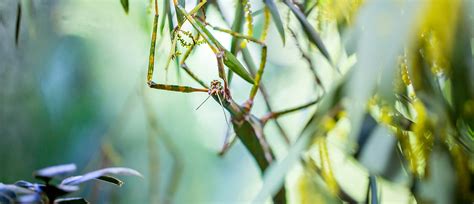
[195,95,211,110]
[217,94,230,127]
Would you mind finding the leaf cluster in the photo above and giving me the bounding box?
[0,164,142,204]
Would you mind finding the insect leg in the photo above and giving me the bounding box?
[215,51,231,99]
[289,27,325,93]
[148,82,208,93]
[146,0,208,93]
[146,0,159,83]
[218,128,237,156]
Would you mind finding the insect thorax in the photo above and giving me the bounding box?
[209,80,223,95]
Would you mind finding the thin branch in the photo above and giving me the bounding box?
[261,97,322,125]
[288,27,325,92]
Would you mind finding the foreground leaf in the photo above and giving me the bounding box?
[223,50,255,84]
[17,194,42,203]
[55,197,89,204]
[120,0,129,14]
[38,184,79,201]
[173,0,186,25]
[34,164,77,182]
[96,176,124,186]
[61,167,142,186]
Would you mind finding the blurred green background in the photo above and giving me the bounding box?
[1,0,321,202]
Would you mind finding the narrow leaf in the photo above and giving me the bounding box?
[284,0,331,63]
[120,0,129,14]
[230,1,245,54]
[54,197,89,204]
[0,186,16,202]
[167,1,175,36]
[223,50,255,84]
[34,164,77,181]
[368,175,378,204]
[14,181,34,189]
[160,0,169,34]
[96,176,124,186]
[0,192,13,204]
[15,2,21,46]
[56,185,79,193]
[173,0,186,25]
[304,0,318,15]
[0,183,35,195]
[264,0,286,44]
[61,167,142,186]
[228,0,246,83]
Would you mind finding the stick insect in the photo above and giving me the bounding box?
[144,0,322,203]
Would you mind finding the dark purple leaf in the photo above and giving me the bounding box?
[54,197,89,204]
[96,176,124,186]
[0,183,35,195]
[0,185,16,203]
[39,185,79,201]
[17,194,42,203]
[34,164,77,182]
[0,193,14,204]
[61,167,142,186]
[14,180,34,189]
[60,176,81,185]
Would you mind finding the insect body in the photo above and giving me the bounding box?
[143,0,322,203]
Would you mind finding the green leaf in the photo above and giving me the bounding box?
[173,0,186,25]
[160,0,169,34]
[223,50,255,84]
[284,0,331,63]
[167,3,174,36]
[120,0,129,14]
[230,3,245,54]
[304,0,318,15]
[264,0,286,44]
